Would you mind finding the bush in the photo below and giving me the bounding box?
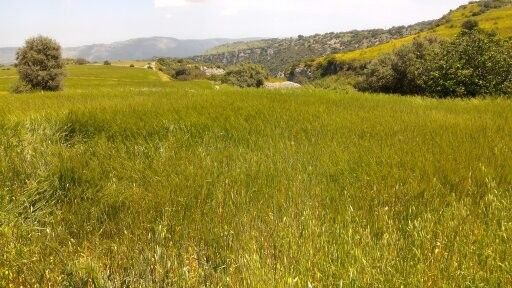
[357,36,442,94]
[10,81,33,94]
[173,66,206,81]
[104,61,111,66]
[420,28,512,97]
[15,36,65,91]
[75,58,88,65]
[461,19,479,31]
[357,21,512,97]
[130,64,135,68]
[155,58,210,81]
[221,63,269,88]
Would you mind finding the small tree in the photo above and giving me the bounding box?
[357,36,442,94]
[420,25,512,97]
[173,66,206,81]
[221,63,269,88]
[461,19,479,31]
[15,36,65,91]
[75,58,88,65]
[104,60,111,66]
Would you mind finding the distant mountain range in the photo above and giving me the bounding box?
[0,37,261,64]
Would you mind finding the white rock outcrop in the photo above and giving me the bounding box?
[264,81,302,89]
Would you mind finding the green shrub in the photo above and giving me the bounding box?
[357,21,512,97]
[156,58,209,81]
[420,28,512,97]
[357,36,442,94]
[103,60,111,66]
[461,19,479,31]
[221,63,269,88]
[15,36,65,91]
[174,66,206,81]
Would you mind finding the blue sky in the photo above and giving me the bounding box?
[0,0,469,47]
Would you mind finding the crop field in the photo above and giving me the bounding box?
[1,65,511,286]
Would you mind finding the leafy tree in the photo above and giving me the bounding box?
[173,66,206,81]
[357,21,512,97]
[357,36,442,94]
[15,36,65,91]
[103,60,111,66]
[420,27,512,97]
[221,63,269,88]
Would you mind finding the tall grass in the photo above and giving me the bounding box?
[1,65,511,286]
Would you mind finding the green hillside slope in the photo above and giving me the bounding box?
[327,2,512,63]
[192,22,435,75]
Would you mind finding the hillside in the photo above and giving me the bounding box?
[191,21,435,75]
[205,39,276,55]
[324,1,512,63]
[0,37,259,64]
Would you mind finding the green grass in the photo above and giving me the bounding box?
[109,60,152,68]
[322,3,512,62]
[1,65,512,286]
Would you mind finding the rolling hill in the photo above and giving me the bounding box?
[327,1,512,63]
[194,0,512,76]
[191,22,435,75]
[0,37,259,64]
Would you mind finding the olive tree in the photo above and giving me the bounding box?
[15,36,65,91]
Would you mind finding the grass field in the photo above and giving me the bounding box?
[1,65,512,287]
[110,60,153,68]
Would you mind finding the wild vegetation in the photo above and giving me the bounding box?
[357,22,512,97]
[288,1,512,85]
[2,1,512,286]
[156,58,208,81]
[1,61,512,287]
[324,0,512,63]
[220,63,269,88]
[192,21,435,75]
[12,36,65,93]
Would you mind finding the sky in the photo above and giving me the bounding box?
[0,0,470,47]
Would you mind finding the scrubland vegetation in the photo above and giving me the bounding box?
[357,23,512,97]
[329,1,512,62]
[1,63,512,287]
